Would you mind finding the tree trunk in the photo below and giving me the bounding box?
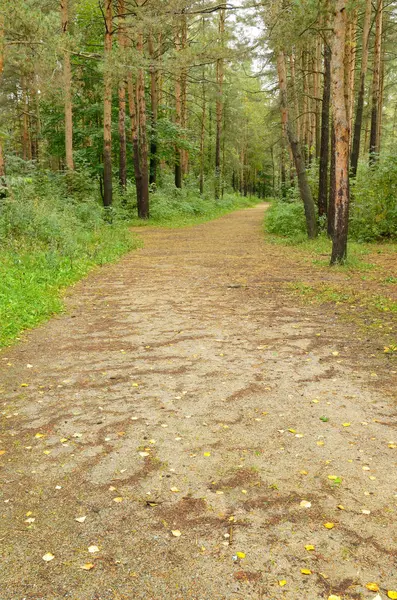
[351,0,372,176]
[369,0,383,164]
[103,0,113,207]
[148,31,158,186]
[180,14,188,176]
[328,118,336,238]
[318,42,331,218]
[174,28,182,189]
[61,0,74,171]
[127,74,142,210]
[137,32,149,218]
[277,50,317,239]
[199,67,206,195]
[118,0,127,190]
[330,0,350,264]
[0,12,5,177]
[215,5,225,199]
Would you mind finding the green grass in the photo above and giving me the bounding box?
[0,225,138,348]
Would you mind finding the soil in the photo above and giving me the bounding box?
[0,204,396,600]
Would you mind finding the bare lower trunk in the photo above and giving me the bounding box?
[318,43,331,217]
[330,0,350,264]
[103,0,113,207]
[351,0,372,176]
[118,0,127,190]
[215,5,225,199]
[148,31,158,186]
[127,74,142,210]
[369,0,383,164]
[328,118,336,238]
[277,50,317,239]
[137,32,149,218]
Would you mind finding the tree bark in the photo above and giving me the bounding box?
[215,5,225,199]
[277,50,317,239]
[318,42,331,218]
[351,0,372,176]
[0,12,5,178]
[328,118,336,238]
[148,31,158,186]
[330,0,350,264]
[174,28,182,188]
[61,0,74,171]
[103,0,113,207]
[118,0,127,190]
[369,0,383,164]
[127,74,142,211]
[137,31,149,218]
[199,66,206,195]
[180,14,188,176]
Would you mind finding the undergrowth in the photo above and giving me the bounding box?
[0,170,259,347]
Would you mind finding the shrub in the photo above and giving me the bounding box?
[265,200,307,238]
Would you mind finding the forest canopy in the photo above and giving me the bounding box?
[0,0,397,264]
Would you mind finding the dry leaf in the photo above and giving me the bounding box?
[139,452,149,457]
[317,441,325,447]
[113,497,123,503]
[170,487,180,493]
[42,553,55,562]
[324,522,335,529]
[236,552,245,559]
[301,569,312,575]
[278,580,287,587]
[171,530,181,537]
[388,593,397,600]
[0,450,6,456]
[300,500,312,509]
[81,563,95,571]
[305,545,315,551]
[342,423,351,427]
[362,509,371,515]
[35,433,45,439]
[366,583,380,592]
[203,452,211,457]
[300,470,308,475]
[88,545,99,553]
[75,516,87,523]
[25,517,35,524]
[328,596,341,600]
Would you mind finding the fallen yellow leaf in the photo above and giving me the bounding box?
[35,433,45,439]
[42,553,55,562]
[0,450,6,456]
[288,428,296,434]
[328,596,341,600]
[300,470,308,475]
[324,522,335,529]
[366,583,380,592]
[342,423,351,427]
[317,441,325,446]
[301,568,312,575]
[170,487,180,493]
[388,592,397,600]
[88,545,99,553]
[171,530,181,537]
[305,545,315,551]
[113,497,123,503]
[236,552,245,559]
[81,563,95,571]
[203,452,211,457]
[278,580,287,587]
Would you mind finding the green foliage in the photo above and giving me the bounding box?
[350,156,397,241]
[0,171,137,347]
[265,200,307,240]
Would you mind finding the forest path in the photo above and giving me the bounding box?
[1,204,396,600]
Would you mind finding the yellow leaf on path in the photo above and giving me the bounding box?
[236,552,245,559]
[26,511,33,516]
[300,500,312,508]
[171,530,181,537]
[170,487,180,493]
[278,580,287,587]
[60,438,68,443]
[337,505,345,510]
[81,563,95,571]
[317,441,325,447]
[388,593,397,600]
[300,470,308,475]
[139,452,149,457]
[88,545,99,553]
[324,522,335,529]
[0,450,6,456]
[301,569,312,575]
[42,553,55,562]
[35,433,45,439]
[20,383,29,387]
[305,545,315,551]
[241,489,247,494]
[43,450,51,455]
[342,423,351,427]
[366,583,380,592]
[328,596,341,600]
[328,475,339,480]
[204,452,211,457]
[113,497,123,503]
[75,516,87,523]
[288,429,296,434]
[388,443,397,449]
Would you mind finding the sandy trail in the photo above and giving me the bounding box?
[0,204,396,600]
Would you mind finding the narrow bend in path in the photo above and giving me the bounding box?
[0,204,396,599]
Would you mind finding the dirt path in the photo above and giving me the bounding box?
[1,204,396,600]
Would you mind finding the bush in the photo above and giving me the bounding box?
[350,156,397,241]
[265,200,307,238]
